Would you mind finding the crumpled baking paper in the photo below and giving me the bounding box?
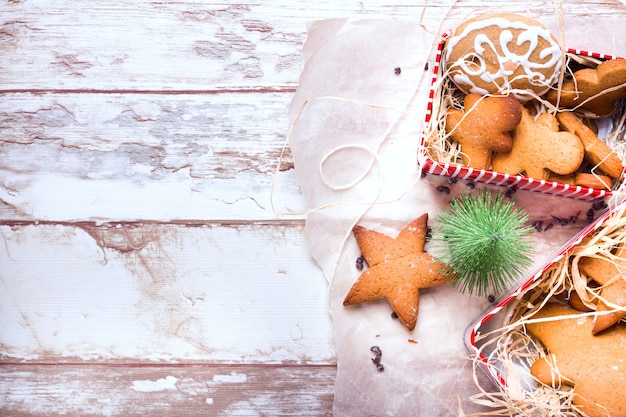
[287,14,626,417]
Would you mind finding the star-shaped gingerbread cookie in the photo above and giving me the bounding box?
[578,244,626,334]
[343,213,453,331]
[526,303,626,417]
[546,58,626,116]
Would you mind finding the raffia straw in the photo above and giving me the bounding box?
[467,202,626,416]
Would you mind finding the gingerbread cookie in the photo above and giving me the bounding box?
[547,172,613,190]
[526,302,626,417]
[444,13,563,101]
[578,244,626,334]
[557,111,624,179]
[491,107,584,180]
[546,58,626,116]
[343,214,453,331]
[573,173,614,190]
[445,93,522,169]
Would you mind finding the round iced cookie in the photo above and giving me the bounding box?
[444,13,563,101]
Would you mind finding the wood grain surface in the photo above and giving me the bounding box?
[2,0,626,415]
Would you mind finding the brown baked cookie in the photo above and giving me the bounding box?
[491,107,584,180]
[446,93,522,170]
[557,111,623,179]
[444,13,563,100]
[547,172,613,190]
[578,244,626,334]
[546,58,626,116]
[526,302,626,417]
[574,173,614,190]
[344,214,454,331]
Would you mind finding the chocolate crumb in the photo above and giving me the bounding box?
[587,208,595,223]
[551,215,569,227]
[424,62,429,71]
[532,220,544,232]
[488,294,495,303]
[370,345,382,367]
[376,363,385,372]
[394,67,401,75]
[356,255,365,271]
[448,177,458,185]
[391,311,398,319]
[436,185,451,194]
[544,223,554,231]
[505,187,517,198]
[592,200,608,211]
[466,182,475,189]
[408,339,419,344]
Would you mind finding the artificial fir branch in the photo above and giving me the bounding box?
[433,188,535,297]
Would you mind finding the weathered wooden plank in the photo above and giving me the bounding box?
[3,0,622,91]
[0,92,302,222]
[0,223,334,363]
[0,363,335,416]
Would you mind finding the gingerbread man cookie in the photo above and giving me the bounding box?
[578,244,626,334]
[491,107,584,180]
[343,214,453,331]
[546,58,626,116]
[526,302,626,417]
[446,93,522,170]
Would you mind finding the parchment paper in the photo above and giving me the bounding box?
[287,14,626,417]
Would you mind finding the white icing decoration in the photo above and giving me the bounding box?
[445,16,562,98]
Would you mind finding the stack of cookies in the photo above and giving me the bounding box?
[432,13,626,192]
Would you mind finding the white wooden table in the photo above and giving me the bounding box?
[1,1,625,415]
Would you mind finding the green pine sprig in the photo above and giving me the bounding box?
[433,188,535,297]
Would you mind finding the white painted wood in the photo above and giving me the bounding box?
[0,223,334,363]
[0,364,335,416]
[0,92,303,222]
